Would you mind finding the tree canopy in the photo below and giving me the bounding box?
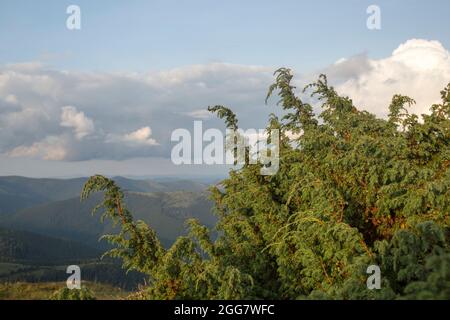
[82,69,449,299]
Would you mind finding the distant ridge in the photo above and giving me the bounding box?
[0,175,210,215]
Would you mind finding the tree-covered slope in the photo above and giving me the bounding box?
[0,227,100,264]
[0,176,87,215]
[0,176,209,216]
[2,191,214,249]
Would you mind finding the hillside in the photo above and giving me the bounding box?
[0,227,146,289]
[0,227,100,264]
[0,176,215,290]
[0,176,210,216]
[0,260,145,290]
[1,191,215,249]
[0,176,87,215]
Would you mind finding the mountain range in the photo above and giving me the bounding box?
[0,176,217,288]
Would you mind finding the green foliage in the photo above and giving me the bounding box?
[50,287,96,300]
[82,69,450,299]
[207,105,238,130]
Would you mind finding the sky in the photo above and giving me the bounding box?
[0,0,449,178]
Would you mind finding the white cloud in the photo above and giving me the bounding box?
[327,39,450,117]
[60,106,95,140]
[184,109,212,119]
[146,63,271,87]
[5,94,18,104]
[123,127,159,146]
[7,135,68,161]
[105,126,159,147]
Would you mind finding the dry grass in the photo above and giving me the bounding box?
[0,281,129,300]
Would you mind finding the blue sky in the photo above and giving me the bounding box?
[0,1,449,177]
[1,0,449,72]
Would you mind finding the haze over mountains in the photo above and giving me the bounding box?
[0,175,217,288]
[0,176,211,214]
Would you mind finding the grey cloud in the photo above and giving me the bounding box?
[0,63,275,161]
[322,53,373,82]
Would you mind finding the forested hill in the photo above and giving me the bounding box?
[0,175,210,215]
[0,227,101,264]
[1,191,215,249]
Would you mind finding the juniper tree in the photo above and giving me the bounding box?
[50,287,96,300]
[82,69,449,299]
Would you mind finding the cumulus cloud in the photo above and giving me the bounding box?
[7,135,68,161]
[123,127,158,146]
[323,39,450,117]
[60,106,95,140]
[107,126,159,146]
